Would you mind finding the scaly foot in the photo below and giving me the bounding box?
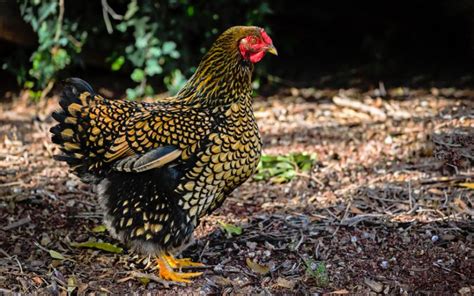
[156,253,203,283]
[164,253,205,269]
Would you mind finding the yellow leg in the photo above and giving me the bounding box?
[163,253,204,269]
[156,253,203,283]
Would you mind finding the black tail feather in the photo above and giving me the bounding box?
[50,77,102,183]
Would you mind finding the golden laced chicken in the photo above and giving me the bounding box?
[50,26,277,283]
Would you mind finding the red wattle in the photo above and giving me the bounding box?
[249,51,266,63]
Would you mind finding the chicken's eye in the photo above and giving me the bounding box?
[248,36,258,44]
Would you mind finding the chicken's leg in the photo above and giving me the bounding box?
[163,252,204,269]
[156,252,203,283]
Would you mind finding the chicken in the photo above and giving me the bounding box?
[50,26,277,282]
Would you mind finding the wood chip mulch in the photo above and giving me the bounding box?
[0,86,473,295]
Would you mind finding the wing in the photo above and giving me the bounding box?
[112,146,181,172]
[51,78,212,183]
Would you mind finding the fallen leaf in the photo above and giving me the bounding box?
[139,277,150,285]
[246,258,270,275]
[218,221,242,236]
[32,276,43,285]
[49,249,65,260]
[67,276,77,293]
[71,241,123,254]
[275,277,295,289]
[350,206,364,214]
[212,275,233,287]
[454,198,468,211]
[364,277,383,293]
[91,225,108,233]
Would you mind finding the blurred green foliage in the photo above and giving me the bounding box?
[5,0,272,100]
[254,153,317,184]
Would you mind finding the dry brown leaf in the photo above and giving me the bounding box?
[32,276,43,285]
[454,198,468,211]
[212,276,233,287]
[246,258,270,275]
[350,206,364,214]
[275,277,295,289]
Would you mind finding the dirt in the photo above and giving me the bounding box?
[0,86,473,295]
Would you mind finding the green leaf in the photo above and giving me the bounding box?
[162,41,176,54]
[49,249,65,260]
[218,221,242,236]
[124,0,139,20]
[254,153,317,184]
[71,241,123,254]
[148,47,162,58]
[91,225,108,233]
[126,88,138,100]
[67,277,77,293]
[131,68,145,82]
[304,259,328,286]
[111,56,125,71]
[186,6,195,17]
[139,277,150,285]
[145,59,163,76]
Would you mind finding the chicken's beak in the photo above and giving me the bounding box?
[267,45,278,56]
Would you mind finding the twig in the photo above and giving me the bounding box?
[432,262,465,277]
[3,216,31,230]
[340,213,386,226]
[39,80,55,102]
[0,248,23,274]
[294,232,305,251]
[199,240,210,262]
[407,181,416,214]
[54,0,64,43]
[0,181,23,188]
[333,95,387,120]
[101,0,123,34]
[295,172,324,187]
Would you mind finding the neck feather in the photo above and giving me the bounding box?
[176,43,254,108]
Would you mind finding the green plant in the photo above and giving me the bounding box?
[5,0,273,100]
[17,0,87,100]
[253,152,317,184]
[304,259,329,287]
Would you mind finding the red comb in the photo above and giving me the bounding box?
[260,28,273,45]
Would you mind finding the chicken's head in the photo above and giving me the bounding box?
[238,27,278,63]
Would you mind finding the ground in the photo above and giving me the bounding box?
[0,85,473,295]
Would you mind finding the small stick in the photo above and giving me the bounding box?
[3,216,31,231]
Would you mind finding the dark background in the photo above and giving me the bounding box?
[1,0,474,95]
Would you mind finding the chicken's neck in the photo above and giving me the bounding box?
[175,50,254,108]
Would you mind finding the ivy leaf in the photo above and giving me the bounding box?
[145,59,163,76]
[162,41,177,54]
[131,68,145,82]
